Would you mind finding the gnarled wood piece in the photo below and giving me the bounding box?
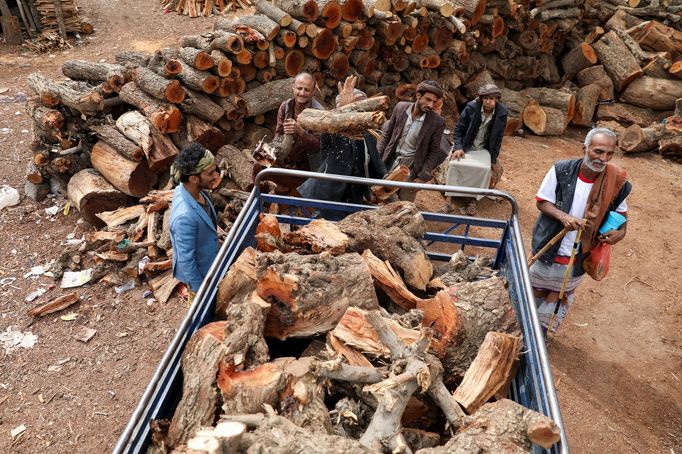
[256,251,379,339]
[297,109,385,139]
[418,399,561,453]
[167,302,269,448]
[27,73,103,116]
[592,30,643,92]
[216,247,258,317]
[338,202,432,291]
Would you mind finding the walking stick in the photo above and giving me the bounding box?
[547,220,586,335]
[528,227,569,267]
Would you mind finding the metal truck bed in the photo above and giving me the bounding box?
[114,169,568,454]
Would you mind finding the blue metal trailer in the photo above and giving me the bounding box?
[113,168,569,454]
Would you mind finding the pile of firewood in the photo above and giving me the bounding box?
[147,202,561,453]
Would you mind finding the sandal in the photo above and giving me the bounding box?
[437,203,454,214]
[460,200,477,216]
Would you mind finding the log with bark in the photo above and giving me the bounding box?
[67,169,132,228]
[523,104,568,136]
[61,60,130,92]
[592,30,643,92]
[90,141,157,197]
[119,82,182,133]
[576,65,615,101]
[620,76,682,111]
[596,102,657,126]
[240,77,294,117]
[296,108,385,138]
[572,83,601,127]
[618,123,665,153]
[90,124,144,161]
[27,73,104,116]
[132,66,186,104]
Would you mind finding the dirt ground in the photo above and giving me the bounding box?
[0,1,680,453]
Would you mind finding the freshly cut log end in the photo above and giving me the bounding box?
[311,28,336,60]
[341,0,363,21]
[274,0,319,22]
[319,0,343,29]
[561,43,598,76]
[283,49,305,76]
[324,52,350,79]
[523,105,566,136]
[67,169,133,228]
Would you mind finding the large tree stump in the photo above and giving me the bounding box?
[338,202,432,291]
[90,141,157,197]
[620,76,682,111]
[256,250,379,339]
[240,77,295,117]
[67,169,133,228]
[61,60,130,92]
[592,30,643,92]
[27,73,104,116]
[418,399,560,453]
[119,82,182,133]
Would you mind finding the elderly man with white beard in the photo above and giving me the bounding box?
[529,127,632,337]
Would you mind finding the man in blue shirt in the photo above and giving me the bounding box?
[169,143,221,293]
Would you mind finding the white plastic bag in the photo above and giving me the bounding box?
[0,185,20,211]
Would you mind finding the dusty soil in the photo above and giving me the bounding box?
[0,2,680,453]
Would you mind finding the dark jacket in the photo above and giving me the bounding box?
[275,97,324,171]
[453,100,508,164]
[298,133,386,204]
[531,159,632,276]
[378,101,446,181]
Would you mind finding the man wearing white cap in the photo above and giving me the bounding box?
[442,84,508,215]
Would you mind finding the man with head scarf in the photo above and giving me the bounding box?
[530,127,631,337]
[378,80,447,202]
[298,76,387,218]
[442,83,508,215]
[169,143,221,293]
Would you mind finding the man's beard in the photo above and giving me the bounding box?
[584,151,606,172]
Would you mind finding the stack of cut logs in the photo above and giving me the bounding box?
[34,0,94,35]
[148,202,562,453]
[24,0,682,206]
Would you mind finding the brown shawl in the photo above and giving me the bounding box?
[581,162,628,254]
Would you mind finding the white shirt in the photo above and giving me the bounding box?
[536,166,627,256]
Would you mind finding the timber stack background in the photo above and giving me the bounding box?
[21,0,682,210]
